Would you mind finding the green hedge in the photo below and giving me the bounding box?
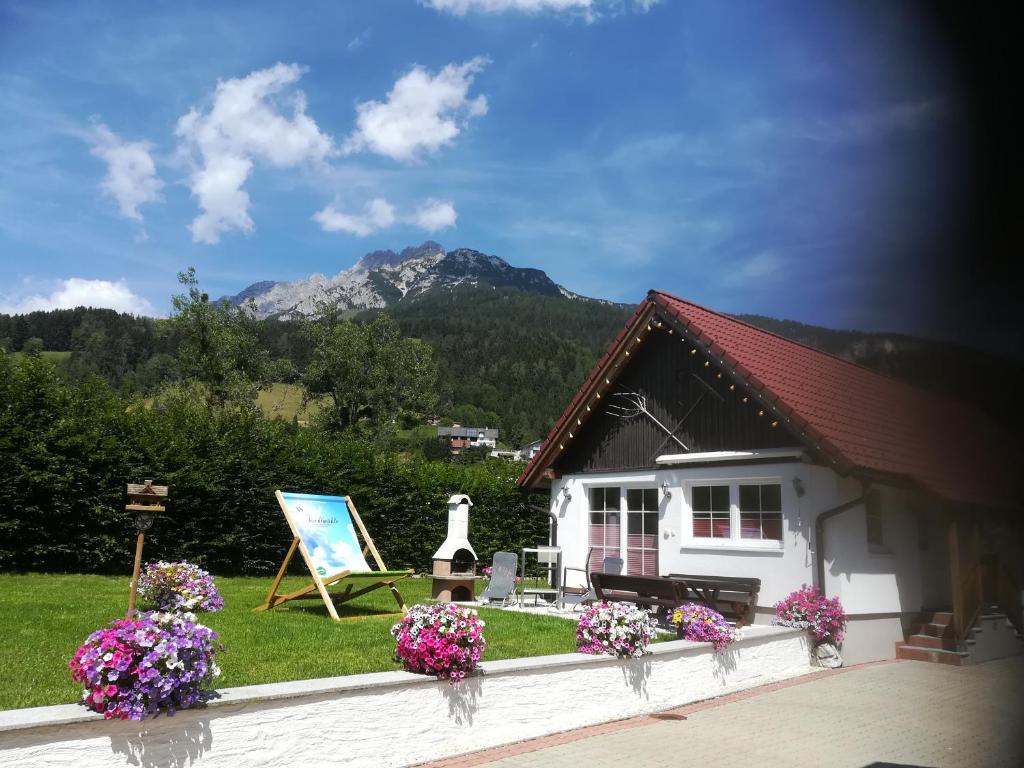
[0,352,547,575]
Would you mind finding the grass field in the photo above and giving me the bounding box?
[255,383,326,424]
[0,573,579,711]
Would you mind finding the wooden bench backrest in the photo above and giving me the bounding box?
[591,572,685,608]
[667,574,761,591]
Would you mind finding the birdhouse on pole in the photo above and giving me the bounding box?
[126,480,169,614]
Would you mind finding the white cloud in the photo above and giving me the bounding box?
[0,278,156,316]
[347,28,372,52]
[313,197,459,236]
[313,198,396,236]
[89,124,163,223]
[421,0,658,15]
[413,199,457,232]
[176,63,333,244]
[343,58,488,162]
[723,251,785,286]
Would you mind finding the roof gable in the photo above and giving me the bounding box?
[518,290,1017,510]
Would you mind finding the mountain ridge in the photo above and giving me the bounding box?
[221,242,621,318]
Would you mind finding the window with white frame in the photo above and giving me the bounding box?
[738,483,783,540]
[626,488,659,576]
[691,484,731,538]
[588,487,621,570]
[689,480,784,544]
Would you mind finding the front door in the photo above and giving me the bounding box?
[626,488,659,576]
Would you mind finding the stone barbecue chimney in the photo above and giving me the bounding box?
[431,494,478,601]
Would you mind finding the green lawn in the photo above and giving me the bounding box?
[255,382,326,424]
[0,574,578,711]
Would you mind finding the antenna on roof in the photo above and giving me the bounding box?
[607,390,689,450]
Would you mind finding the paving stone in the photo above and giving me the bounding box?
[419,657,1024,768]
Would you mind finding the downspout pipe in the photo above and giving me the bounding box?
[530,504,558,549]
[815,481,870,594]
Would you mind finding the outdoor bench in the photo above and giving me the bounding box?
[590,573,688,626]
[590,572,761,629]
[666,573,761,627]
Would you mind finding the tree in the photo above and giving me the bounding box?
[21,337,43,356]
[168,268,290,405]
[303,313,438,433]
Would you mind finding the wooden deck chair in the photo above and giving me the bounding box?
[253,491,413,621]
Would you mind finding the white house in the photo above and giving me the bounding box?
[517,290,1022,666]
[519,439,544,461]
[438,426,499,453]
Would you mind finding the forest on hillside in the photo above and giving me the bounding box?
[0,284,632,445]
[2,282,1019,444]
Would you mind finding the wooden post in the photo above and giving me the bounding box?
[948,511,962,638]
[124,480,169,616]
[127,532,146,614]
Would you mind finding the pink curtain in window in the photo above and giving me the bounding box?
[589,519,620,570]
[626,533,657,576]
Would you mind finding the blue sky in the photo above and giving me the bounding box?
[0,0,971,336]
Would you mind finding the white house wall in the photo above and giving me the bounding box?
[822,485,923,615]
[552,461,948,664]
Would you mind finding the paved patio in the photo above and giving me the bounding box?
[418,656,1024,768]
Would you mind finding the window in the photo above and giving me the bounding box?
[688,479,785,546]
[739,483,783,541]
[626,488,659,576]
[865,491,884,549]
[589,487,621,569]
[692,484,730,538]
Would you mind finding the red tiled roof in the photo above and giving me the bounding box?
[518,290,1016,510]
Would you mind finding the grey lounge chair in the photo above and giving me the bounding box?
[561,552,624,610]
[479,551,518,606]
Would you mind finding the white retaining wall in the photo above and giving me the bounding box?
[0,627,811,768]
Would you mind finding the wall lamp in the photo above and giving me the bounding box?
[661,481,672,501]
[792,476,805,498]
[560,486,572,503]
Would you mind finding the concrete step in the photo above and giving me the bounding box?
[919,610,954,625]
[896,645,969,666]
[907,634,961,651]
[914,622,957,638]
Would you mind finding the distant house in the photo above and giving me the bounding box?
[518,290,1021,666]
[489,449,522,461]
[438,426,499,454]
[519,439,544,461]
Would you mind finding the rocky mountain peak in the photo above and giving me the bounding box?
[223,243,594,319]
[356,241,445,271]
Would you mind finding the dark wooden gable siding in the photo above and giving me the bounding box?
[554,320,797,474]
